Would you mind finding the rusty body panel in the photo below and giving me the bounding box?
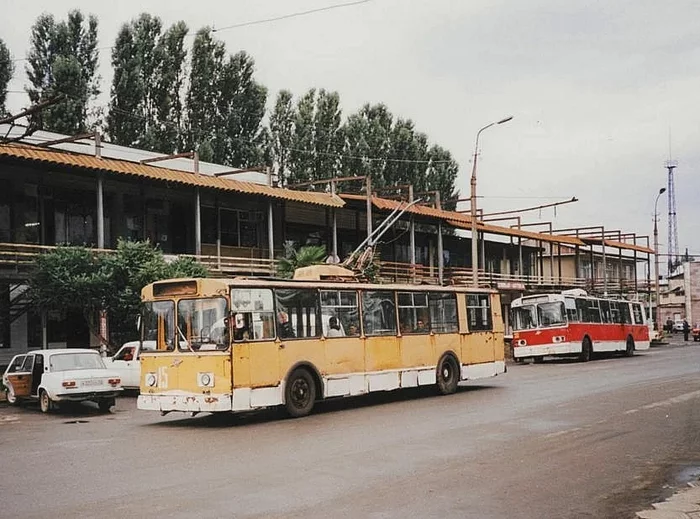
[6,373,32,397]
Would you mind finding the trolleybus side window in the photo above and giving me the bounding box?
[467,293,492,331]
[564,297,579,322]
[599,300,612,323]
[397,292,429,334]
[320,290,359,337]
[537,301,566,327]
[428,292,458,333]
[632,303,644,325]
[275,289,320,339]
[143,300,176,351]
[575,298,587,322]
[230,289,276,342]
[362,290,397,336]
[586,299,602,323]
[609,301,621,324]
[620,302,632,324]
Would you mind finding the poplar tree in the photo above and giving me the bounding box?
[185,29,267,166]
[0,39,13,116]
[25,10,99,134]
[107,14,187,152]
[268,90,295,184]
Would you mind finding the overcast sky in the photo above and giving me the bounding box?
[2,0,699,265]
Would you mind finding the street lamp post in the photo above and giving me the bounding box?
[470,116,513,287]
[653,187,666,331]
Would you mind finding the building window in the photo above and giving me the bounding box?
[201,206,261,248]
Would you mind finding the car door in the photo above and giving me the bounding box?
[110,344,138,388]
[6,354,33,398]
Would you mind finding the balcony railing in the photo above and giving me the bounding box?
[0,243,649,294]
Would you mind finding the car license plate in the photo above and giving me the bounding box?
[82,379,104,387]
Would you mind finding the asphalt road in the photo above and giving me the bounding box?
[1,338,699,519]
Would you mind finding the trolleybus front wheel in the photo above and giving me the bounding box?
[579,337,592,363]
[436,354,459,395]
[284,368,317,418]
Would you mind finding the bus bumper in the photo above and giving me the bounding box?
[513,342,579,358]
[138,392,232,413]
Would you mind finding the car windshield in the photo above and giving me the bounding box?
[49,353,105,372]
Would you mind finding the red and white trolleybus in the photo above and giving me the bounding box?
[511,289,650,362]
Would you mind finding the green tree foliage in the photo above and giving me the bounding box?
[108,14,188,152]
[268,90,295,184]
[342,103,393,180]
[185,29,267,166]
[277,244,327,279]
[0,39,14,116]
[286,89,343,185]
[426,145,459,210]
[25,10,99,134]
[29,240,207,349]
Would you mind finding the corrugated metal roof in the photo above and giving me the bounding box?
[340,194,587,246]
[341,194,472,222]
[578,237,654,254]
[447,219,587,246]
[0,143,344,208]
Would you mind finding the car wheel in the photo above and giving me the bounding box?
[98,398,114,413]
[436,354,459,395]
[39,390,54,414]
[284,368,316,418]
[579,337,592,362]
[5,386,20,406]
[625,336,635,357]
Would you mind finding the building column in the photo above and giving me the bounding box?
[437,221,444,285]
[268,201,275,265]
[366,176,373,239]
[97,175,105,249]
[194,188,202,257]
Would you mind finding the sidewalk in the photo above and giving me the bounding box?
[637,480,700,518]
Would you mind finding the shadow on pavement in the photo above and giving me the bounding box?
[146,384,503,429]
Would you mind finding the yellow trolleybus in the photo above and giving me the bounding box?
[137,266,506,418]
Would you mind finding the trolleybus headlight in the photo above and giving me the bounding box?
[198,372,213,387]
[145,373,157,387]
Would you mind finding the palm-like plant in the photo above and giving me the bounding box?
[277,244,327,279]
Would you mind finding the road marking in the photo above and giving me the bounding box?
[0,415,20,424]
[624,389,700,415]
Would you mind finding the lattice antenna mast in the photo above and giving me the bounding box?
[666,159,679,274]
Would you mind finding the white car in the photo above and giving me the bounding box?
[104,341,155,390]
[2,349,122,413]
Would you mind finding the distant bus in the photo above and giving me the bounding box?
[137,268,506,418]
[511,290,650,363]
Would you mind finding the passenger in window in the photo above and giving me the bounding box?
[123,348,134,362]
[348,323,358,336]
[414,320,429,333]
[327,316,344,337]
[277,311,295,338]
[233,314,250,341]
